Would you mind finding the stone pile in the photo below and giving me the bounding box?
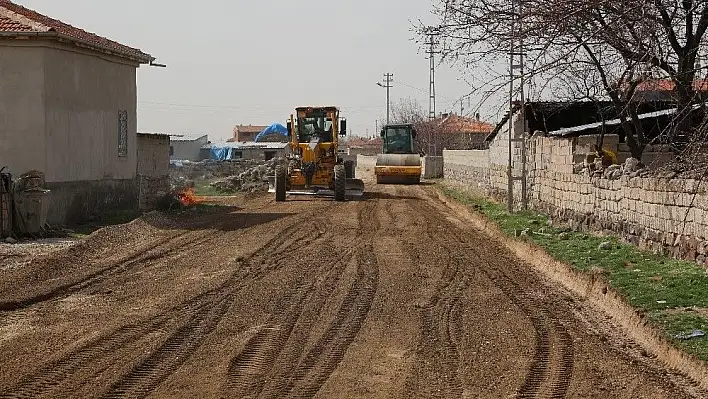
[169,159,267,187]
[574,157,648,179]
[209,157,284,193]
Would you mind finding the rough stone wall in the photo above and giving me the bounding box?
[138,175,170,211]
[137,134,170,211]
[45,179,139,226]
[444,128,708,265]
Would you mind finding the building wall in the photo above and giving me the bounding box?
[137,134,170,210]
[170,136,208,161]
[0,41,143,225]
[138,134,170,177]
[231,147,286,161]
[443,120,708,264]
[0,45,47,176]
[43,43,138,182]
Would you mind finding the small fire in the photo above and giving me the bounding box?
[177,187,202,206]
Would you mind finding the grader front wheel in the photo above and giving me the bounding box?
[334,164,346,201]
[275,164,286,202]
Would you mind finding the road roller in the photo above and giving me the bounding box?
[374,123,422,184]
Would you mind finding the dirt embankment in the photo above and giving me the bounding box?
[0,178,704,398]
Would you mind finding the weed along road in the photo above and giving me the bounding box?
[0,170,704,398]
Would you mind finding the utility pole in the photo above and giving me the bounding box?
[425,27,440,121]
[458,94,471,116]
[508,0,527,212]
[377,74,393,125]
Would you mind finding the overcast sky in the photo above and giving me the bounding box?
[17,0,497,141]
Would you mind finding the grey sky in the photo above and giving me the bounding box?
[17,0,484,141]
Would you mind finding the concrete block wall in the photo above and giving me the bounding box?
[422,156,444,179]
[443,120,708,264]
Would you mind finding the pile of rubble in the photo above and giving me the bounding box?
[574,157,648,179]
[169,159,270,187]
[209,157,284,193]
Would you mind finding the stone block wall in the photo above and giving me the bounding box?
[443,117,708,264]
[138,174,170,211]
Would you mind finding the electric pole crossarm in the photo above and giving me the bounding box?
[378,73,394,126]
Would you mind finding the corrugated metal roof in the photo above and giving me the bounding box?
[547,104,701,137]
[137,132,170,139]
[201,141,289,149]
[168,133,209,142]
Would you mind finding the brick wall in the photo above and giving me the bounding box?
[443,113,708,264]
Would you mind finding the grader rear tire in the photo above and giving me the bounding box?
[275,164,286,202]
[334,164,346,201]
[344,160,355,178]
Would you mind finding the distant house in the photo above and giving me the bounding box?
[0,1,157,225]
[229,125,269,142]
[345,137,382,156]
[167,133,209,161]
[630,79,708,102]
[435,113,494,149]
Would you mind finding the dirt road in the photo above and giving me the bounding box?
[0,165,705,398]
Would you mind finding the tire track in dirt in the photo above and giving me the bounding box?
[483,271,574,399]
[416,263,467,397]
[0,231,192,312]
[101,218,334,399]
[224,199,380,399]
[281,244,379,398]
[226,244,362,398]
[280,200,380,398]
[0,210,243,312]
[398,197,470,397]
[226,282,312,397]
[1,205,334,399]
[411,198,574,398]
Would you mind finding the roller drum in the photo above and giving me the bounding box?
[375,153,421,167]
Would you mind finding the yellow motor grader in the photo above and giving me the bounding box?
[268,106,364,201]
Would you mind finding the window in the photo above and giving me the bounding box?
[169,146,174,156]
[118,110,128,157]
[297,115,333,142]
[264,151,276,160]
[233,150,243,159]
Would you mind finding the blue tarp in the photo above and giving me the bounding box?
[255,123,289,142]
[210,146,233,160]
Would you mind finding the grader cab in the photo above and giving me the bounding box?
[268,106,364,201]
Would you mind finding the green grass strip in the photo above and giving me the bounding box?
[439,183,708,362]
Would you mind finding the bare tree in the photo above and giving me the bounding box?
[416,0,708,158]
[390,97,427,124]
[382,98,460,155]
